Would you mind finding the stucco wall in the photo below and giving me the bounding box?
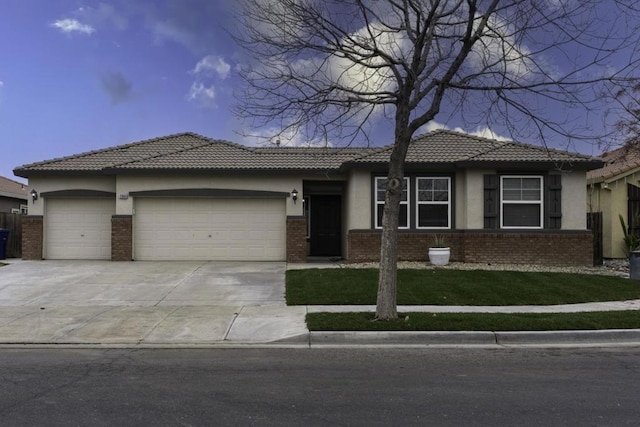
[27,176,116,216]
[115,174,308,216]
[561,171,587,229]
[345,169,371,231]
[461,169,491,229]
[588,180,628,258]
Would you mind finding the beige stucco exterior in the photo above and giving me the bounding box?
[27,176,116,216]
[29,169,591,231]
[345,169,371,230]
[27,167,592,261]
[115,174,306,216]
[587,174,640,259]
[341,168,590,232]
[562,171,587,229]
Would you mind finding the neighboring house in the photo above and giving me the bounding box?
[587,146,640,259]
[14,130,603,266]
[0,175,28,214]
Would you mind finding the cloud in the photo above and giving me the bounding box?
[419,121,511,141]
[193,55,231,79]
[187,82,216,107]
[100,72,132,104]
[51,18,95,35]
[151,20,196,50]
[77,3,128,31]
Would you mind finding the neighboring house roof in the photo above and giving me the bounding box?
[0,175,28,201]
[13,130,603,178]
[586,146,640,183]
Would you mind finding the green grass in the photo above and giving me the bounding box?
[306,311,640,331]
[286,268,640,306]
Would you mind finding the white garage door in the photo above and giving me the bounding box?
[134,198,286,261]
[45,198,115,260]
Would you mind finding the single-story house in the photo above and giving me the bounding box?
[587,146,640,258]
[13,130,603,266]
[0,176,28,214]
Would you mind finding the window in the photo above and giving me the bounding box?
[375,177,409,229]
[416,177,451,228]
[501,176,543,228]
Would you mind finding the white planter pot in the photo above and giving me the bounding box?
[428,247,450,266]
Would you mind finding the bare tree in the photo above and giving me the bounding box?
[234,0,640,320]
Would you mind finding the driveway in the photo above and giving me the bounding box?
[0,260,308,345]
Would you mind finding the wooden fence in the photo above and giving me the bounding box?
[0,213,22,258]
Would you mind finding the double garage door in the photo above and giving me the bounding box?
[45,197,286,261]
[134,198,286,261]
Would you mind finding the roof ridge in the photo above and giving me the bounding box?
[106,134,255,169]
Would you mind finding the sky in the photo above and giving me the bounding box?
[0,0,633,183]
[0,0,244,181]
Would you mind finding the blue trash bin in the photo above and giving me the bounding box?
[0,228,8,260]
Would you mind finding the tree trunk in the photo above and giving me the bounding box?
[375,132,410,320]
[376,173,402,320]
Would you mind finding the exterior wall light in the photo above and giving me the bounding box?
[291,189,298,204]
[30,189,38,202]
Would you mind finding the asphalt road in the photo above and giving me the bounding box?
[0,347,639,426]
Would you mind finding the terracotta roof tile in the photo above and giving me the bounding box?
[586,146,640,181]
[13,130,602,177]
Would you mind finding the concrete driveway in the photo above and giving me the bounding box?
[0,260,308,346]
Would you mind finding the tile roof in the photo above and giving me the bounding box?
[13,130,602,178]
[586,146,640,182]
[0,176,28,200]
[348,130,600,165]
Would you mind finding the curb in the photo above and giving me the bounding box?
[305,329,640,348]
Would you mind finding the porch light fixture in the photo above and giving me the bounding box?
[291,189,298,204]
[30,189,38,202]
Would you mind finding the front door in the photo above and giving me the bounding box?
[310,195,342,256]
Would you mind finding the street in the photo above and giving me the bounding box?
[0,347,638,426]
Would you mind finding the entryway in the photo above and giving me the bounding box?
[304,181,344,258]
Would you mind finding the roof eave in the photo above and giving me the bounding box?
[455,159,604,170]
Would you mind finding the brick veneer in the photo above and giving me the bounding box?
[347,230,594,267]
[21,215,43,260]
[286,216,307,263]
[111,215,133,261]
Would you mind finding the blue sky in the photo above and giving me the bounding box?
[1,0,244,181]
[0,1,630,182]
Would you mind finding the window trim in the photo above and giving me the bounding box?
[374,177,410,229]
[500,175,544,229]
[415,177,451,229]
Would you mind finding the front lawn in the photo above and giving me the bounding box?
[286,268,639,306]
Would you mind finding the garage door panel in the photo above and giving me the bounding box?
[45,198,115,260]
[134,198,286,261]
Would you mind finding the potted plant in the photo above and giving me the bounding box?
[428,234,450,266]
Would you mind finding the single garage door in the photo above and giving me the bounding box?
[45,198,115,260]
[134,198,286,261]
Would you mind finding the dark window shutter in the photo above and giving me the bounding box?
[484,175,498,229]
[546,174,562,229]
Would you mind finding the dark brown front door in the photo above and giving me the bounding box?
[310,195,341,256]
